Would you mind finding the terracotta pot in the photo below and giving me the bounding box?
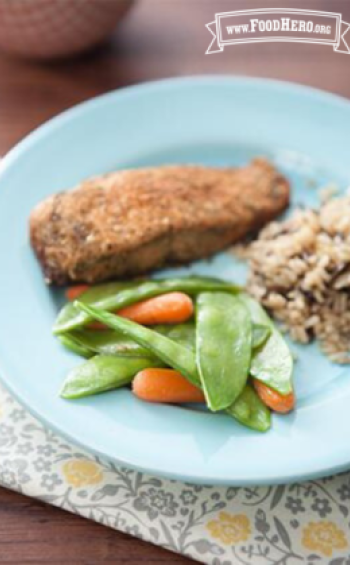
[0,0,134,60]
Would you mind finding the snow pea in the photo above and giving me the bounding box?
[75,303,200,386]
[196,292,251,411]
[252,324,270,350]
[160,323,267,352]
[67,323,196,358]
[75,302,270,431]
[53,277,240,335]
[153,323,195,351]
[60,354,163,399]
[65,320,266,360]
[241,295,293,396]
[226,384,271,432]
[58,335,92,358]
[54,281,137,336]
[158,322,268,351]
[66,329,151,358]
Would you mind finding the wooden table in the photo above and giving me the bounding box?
[0,0,349,562]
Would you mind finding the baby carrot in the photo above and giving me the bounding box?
[253,378,295,413]
[133,368,205,404]
[65,285,90,301]
[118,292,194,325]
[67,290,193,329]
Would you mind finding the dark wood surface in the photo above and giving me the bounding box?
[0,0,350,563]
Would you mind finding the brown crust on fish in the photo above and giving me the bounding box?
[29,159,289,284]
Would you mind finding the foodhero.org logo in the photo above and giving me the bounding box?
[206,8,350,54]
[229,18,331,36]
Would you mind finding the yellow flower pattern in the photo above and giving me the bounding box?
[302,521,348,557]
[62,459,103,488]
[1,383,350,563]
[206,512,251,545]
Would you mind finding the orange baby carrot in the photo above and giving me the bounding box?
[65,285,89,301]
[253,379,295,414]
[133,368,205,404]
[118,292,194,325]
[67,289,193,330]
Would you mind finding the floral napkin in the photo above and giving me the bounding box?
[0,382,349,564]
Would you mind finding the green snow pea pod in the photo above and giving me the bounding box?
[67,323,195,358]
[157,321,266,350]
[241,294,293,395]
[66,321,266,359]
[67,329,151,358]
[226,384,271,432]
[58,335,93,358]
[75,302,200,386]
[154,323,195,351]
[60,354,163,399]
[74,302,270,431]
[196,292,251,411]
[252,324,270,350]
[53,277,240,335]
[157,322,267,351]
[54,281,137,336]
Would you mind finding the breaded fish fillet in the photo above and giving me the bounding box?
[30,158,289,285]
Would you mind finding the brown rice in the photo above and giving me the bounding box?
[240,195,350,363]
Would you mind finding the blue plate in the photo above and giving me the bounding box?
[0,77,350,485]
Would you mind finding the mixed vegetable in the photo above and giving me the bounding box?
[54,276,295,432]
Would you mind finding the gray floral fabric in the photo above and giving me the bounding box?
[0,383,349,564]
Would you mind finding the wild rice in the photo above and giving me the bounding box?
[242,196,350,363]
